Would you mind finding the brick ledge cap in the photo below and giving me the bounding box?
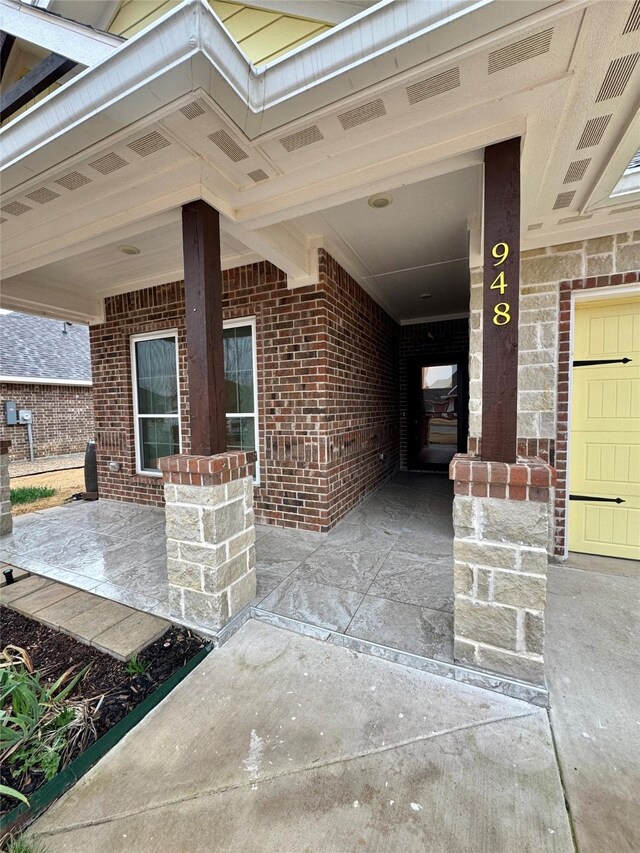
[449,453,557,487]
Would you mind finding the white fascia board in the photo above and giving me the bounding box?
[0,375,93,387]
[0,0,574,193]
[0,0,123,66]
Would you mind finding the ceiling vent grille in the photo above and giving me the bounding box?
[55,171,92,191]
[558,214,593,224]
[610,203,640,214]
[338,99,386,130]
[576,114,611,149]
[279,125,324,152]
[553,191,575,210]
[1,201,31,216]
[25,187,60,205]
[406,67,460,104]
[527,223,543,231]
[180,101,205,119]
[488,28,553,74]
[247,169,269,183]
[88,152,129,175]
[623,1,640,33]
[127,132,171,157]
[563,158,591,184]
[207,130,249,162]
[595,53,639,101]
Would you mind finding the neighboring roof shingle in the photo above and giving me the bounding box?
[0,312,92,383]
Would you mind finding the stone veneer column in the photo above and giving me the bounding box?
[158,451,256,633]
[449,453,556,686]
[0,440,12,536]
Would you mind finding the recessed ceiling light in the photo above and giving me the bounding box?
[118,245,140,255]
[419,293,433,299]
[367,193,393,209]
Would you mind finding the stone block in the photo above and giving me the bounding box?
[182,587,229,631]
[227,529,255,560]
[454,597,517,650]
[228,569,257,617]
[244,510,255,530]
[0,512,12,536]
[492,571,546,610]
[453,562,473,596]
[616,243,640,273]
[525,611,545,655]
[586,254,613,276]
[519,348,556,366]
[538,411,556,438]
[538,323,557,349]
[521,253,582,285]
[518,391,555,414]
[479,499,549,548]
[202,551,248,594]
[453,638,476,665]
[518,324,539,351]
[179,541,227,568]
[173,484,225,507]
[452,496,475,538]
[166,505,201,543]
[549,240,583,253]
[164,484,177,503]
[518,364,555,392]
[520,548,549,573]
[202,500,245,544]
[475,568,491,601]
[454,539,518,569]
[520,291,557,311]
[586,235,613,254]
[475,645,545,685]
[167,557,202,592]
[166,539,180,559]
[516,412,538,437]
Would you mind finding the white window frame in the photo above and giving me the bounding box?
[224,317,260,484]
[130,329,182,477]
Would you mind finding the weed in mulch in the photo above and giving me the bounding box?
[0,606,206,816]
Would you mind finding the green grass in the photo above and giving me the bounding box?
[3,834,48,853]
[10,486,57,506]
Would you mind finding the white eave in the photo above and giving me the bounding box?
[0,375,93,386]
[0,0,569,193]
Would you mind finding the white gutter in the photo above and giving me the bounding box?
[0,0,123,66]
[0,375,93,386]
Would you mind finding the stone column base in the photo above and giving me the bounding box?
[0,440,12,537]
[449,453,556,686]
[159,451,257,633]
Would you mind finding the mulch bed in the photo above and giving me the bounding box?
[0,606,207,816]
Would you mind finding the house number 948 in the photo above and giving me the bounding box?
[490,242,511,326]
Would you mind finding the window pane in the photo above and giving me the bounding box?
[135,337,178,415]
[226,416,255,451]
[223,326,254,414]
[140,417,179,470]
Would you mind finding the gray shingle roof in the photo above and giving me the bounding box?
[0,312,92,383]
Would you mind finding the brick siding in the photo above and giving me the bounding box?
[90,252,400,529]
[0,382,94,461]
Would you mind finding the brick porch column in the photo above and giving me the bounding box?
[159,451,256,633]
[449,453,556,686]
[0,440,12,536]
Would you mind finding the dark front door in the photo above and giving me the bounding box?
[408,358,467,471]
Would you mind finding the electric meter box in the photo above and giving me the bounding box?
[4,401,17,425]
[18,409,33,425]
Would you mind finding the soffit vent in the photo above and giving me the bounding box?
[595,53,639,102]
[623,1,640,34]
[208,130,249,162]
[406,67,460,104]
[248,169,269,183]
[88,152,129,175]
[1,201,31,216]
[559,214,593,224]
[527,223,543,230]
[127,132,171,157]
[563,158,591,184]
[610,203,640,214]
[488,28,553,74]
[25,187,60,205]
[179,101,205,119]
[338,99,386,130]
[55,171,91,191]
[553,190,576,210]
[576,114,611,149]
[279,125,324,152]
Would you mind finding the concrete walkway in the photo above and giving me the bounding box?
[1,575,168,660]
[32,620,573,852]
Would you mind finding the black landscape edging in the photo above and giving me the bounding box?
[1,641,212,836]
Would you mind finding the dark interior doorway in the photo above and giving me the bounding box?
[407,356,468,471]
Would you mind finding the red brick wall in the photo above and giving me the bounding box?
[0,382,94,462]
[90,254,400,529]
[399,318,469,469]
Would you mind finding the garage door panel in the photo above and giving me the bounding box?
[569,502,640,560]
[571,434,640,496]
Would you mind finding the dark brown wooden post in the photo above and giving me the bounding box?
[481,137,521,463]
[182,200,226,456]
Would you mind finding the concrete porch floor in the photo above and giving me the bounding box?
[0,473,454,662]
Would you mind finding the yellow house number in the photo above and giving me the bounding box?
[490,242,511,326]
